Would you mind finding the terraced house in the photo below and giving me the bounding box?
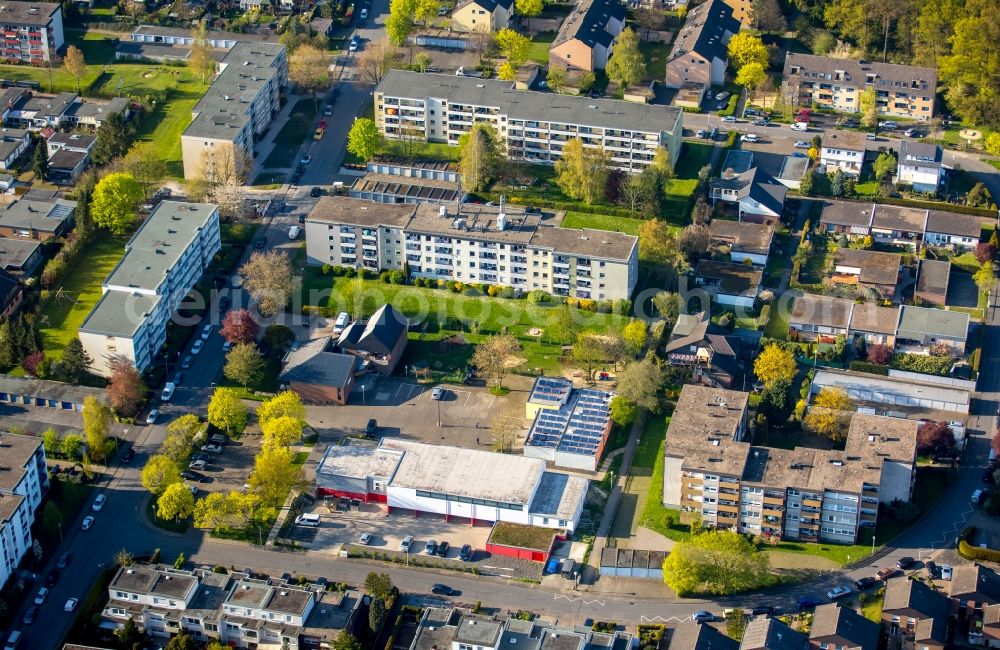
[78,202,221,377]
[304,197,639,301]
[663,385,918,544]
[781,53,937,120]
[374,70,683,173]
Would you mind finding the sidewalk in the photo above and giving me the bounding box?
[252,92,308,176]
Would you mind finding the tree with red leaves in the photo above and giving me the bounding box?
[107,359,147,418]
[22,351,44,377]
[867,343,893,365]
[976,242,996,265]
[220,309,259,344]
[917,421,957,458]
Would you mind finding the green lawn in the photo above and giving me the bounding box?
[639,41,670,82]
[763,233,791,288]
[262,98,319,169]
[986,159,1000,171]
[527,33,555,66]
[763,297,791,339]
[38,237,126,361]
[560,211,643,235]
[860,588,884,623]
[633,414,667,469]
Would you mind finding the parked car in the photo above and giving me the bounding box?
[146,409,159,425]
[926,561,941,579]
[904,128,919,137]
[81,516,95,530]
[310,186,322,197]
[721,116,737,123]
[692,610,714,623]
[752,119,769,126]
[161,382,175,402]
[879,120,899,130]
[209,434,228,445]
[797,597,822,611]
[854,576,878,591]
[714,91,730,101]
[400,536,414,552]
[794,140,811,148]
[431,584,457,596]
[359,532,373,545]
[750,605,775,617]
[191,340,204,355]
[866,133,878,141]
[289,225,301,240]
[254,238,267,250]
[22,606,37,625]
[365,419,378,437]
[295,513,321,527]
[223,341,232,353]
[64,598,78,612]
[44,570,60,589]
[826,586,852,600]
[349,36,359,51]
[181,470,206,483]
[188,459,208,470]
[181,355,193,369]
[436,541,450,557]
[56,552,71,569]
[431,387,444,400]
[742,133,758,143]
[459,544,473,561]
[92,494,107,512]
[33,588,48,605]
[941,565,953,580]
[424,540,438,555]
[202,444,223,454]
[695,129,706,138]
[185,484,198,495]
[896,556,916,570]
[359,7,368,19]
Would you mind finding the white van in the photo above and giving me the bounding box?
[790,121,808,132]
[288,225,301,240]
[334,312,349,333]
[4,631,21,650]
[972,489,985,504]
[295,513,321,527]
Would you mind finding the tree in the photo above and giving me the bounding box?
[141,454,182,495]
[967,183,993,208]
[458,123,501,192]
[662,529,770,596]
[610,395,638,426]
[365,571,395,601]
[873,152,897,181]
[622,319,647,353]
[91,172,143,235]
[616,357,665,412]
[330,631,363,650]
[975,260,996,291]
[678,224,711,262]
[750,0,786,31]
[555,138,610,204]
[220,309,259,344]
[939,0,1000,128]
[639,220,681,267]
[42,428,60,457]
[207,181,248,220]
[189,22,216,83]
[358,40,398,85]
[758,377,792,426]
[495,28,530,68]
[753,344,796,387]
[249,443,299,506]
[194,491,232,530]
[606,28,646,89]
[385,2,414,46]
[572,334,606,382]
[725,607,747,640]
[986,133,1000,157]
[652,291,681,324]
[859,87,878,128]
[207,388,248,436]
[734,61,767,102]
[917,421,957,458]
[490,404,522,453]
[369,595,388,633]
[257,390,306,425]
[288,45,331,105]
[115,618,143,650]
[157,482,195,522]
[546,66,568,93]
[799,170,816,196]
[82,395,111,463]
[618,171,653,214]
[635,5,665,40]
[56,337,92,383]
[62,433,82,459]
[803,387,855,441]
[515,0,542,15]
[261,416,304,448]
[164,632,198,650]
[471,334,521,390]
[240,250,293,318]
[122,142,167,200]
[830,168,846,197]
[32,138,47,181]
[63,44,86,92]
[196,144,251,185]
[727,32,768,69]
[867,343,893,365]
[107,359,146,418]
[92,110,135,166]
[346,117,385,163]
[976,242,996,265]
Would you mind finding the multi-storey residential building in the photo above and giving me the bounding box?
[79,202,221,376]
[0,2,63,64]
[664,0,740,100]
[181,41,287,180]
[0,433,47,588]
[819,131,868,176]
[374,70,683,173]
[304,197,639,301]
[548,0,626,73]
[663,385,918,544]
[102,564,361,649]
[782,54,937,120]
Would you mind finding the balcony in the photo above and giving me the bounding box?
[719,481,740,491]
[803,498,822,509]
[763,496,784,506]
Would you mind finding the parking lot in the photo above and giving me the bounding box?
[186,431,261,495]
[305,376,531,451]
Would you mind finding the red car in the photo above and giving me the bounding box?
[318,119,328,129]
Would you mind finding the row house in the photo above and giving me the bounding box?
[819,199,990,251]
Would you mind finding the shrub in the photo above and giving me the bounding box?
[849,361,889,375]
[343,267,356,278]
[890,353,954,376]
[321,264,332,275]
[867,343,892,365]
[527,290,551,304]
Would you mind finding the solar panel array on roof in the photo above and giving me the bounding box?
[528,376,573,405]
[526,387,613,458]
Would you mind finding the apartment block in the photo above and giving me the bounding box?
[782,54,936,121]
[374,70,683,174]
[304,197,638,301]
[181,41,287,180]
[663,385,918,544]
[102,564,361,649]
[0,2,63,64]
[79,202,221,376]
[0,433,48,589]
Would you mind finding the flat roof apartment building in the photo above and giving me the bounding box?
[663,385,917,544]
[374,70,683,173]
[79,202,221,377]
[782,53,937,121]
[181,41,287,180]
[0,433,47,589]
[0,2,63,64]
[304,197,638,301]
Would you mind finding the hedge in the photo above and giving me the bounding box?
[849,361,889,375]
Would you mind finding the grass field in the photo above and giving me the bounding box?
[262,98,319,169]
[38,237,126,361]
[560,211,643,235]
[639,41,671,83]
[763,296,791,339]
[527,33,556,66]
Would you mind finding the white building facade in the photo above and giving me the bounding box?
[0,434,47,588]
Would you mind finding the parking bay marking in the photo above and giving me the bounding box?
[553,594,605,607]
